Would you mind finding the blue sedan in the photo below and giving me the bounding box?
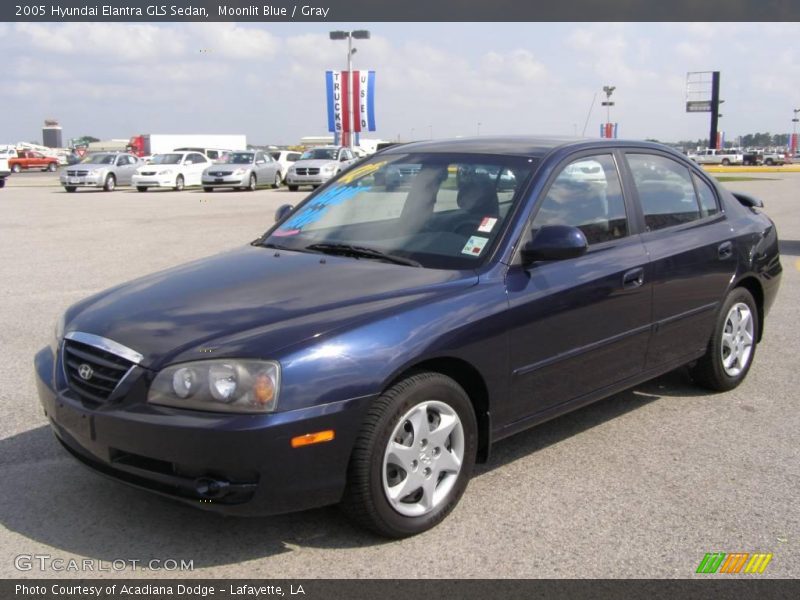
[35,137,782,537]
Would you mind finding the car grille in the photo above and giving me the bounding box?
[295,168,320,176]
[209,171,232,177]
[67,170,89,176]
[140,171,157,176]
[63,339,136,405]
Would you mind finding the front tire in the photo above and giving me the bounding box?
[11,164,21,173]
[272,172,281,189]
[721,158,731,166]
[765,158,774,166]
[174,175,184,191]
[288,184,299,192]
[691,287,758,391]
[341,372,477,538]
[137,186,147,192]
[103,174,116,192]
[247,173,257,191]
[64,186,76,193]
[47,162,57,172]
[203,187,213,192]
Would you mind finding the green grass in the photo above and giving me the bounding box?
[714,176,779,182]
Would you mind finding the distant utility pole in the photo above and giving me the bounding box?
[709,71,721,149]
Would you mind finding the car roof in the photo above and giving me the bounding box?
[379,136,681,159]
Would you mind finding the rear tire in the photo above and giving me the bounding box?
[137,186,147,192]
[11,164,21,173]
[765,158,774,166]
[721,159,731,166]
[103,174,116,192]
[340,372,477,538]
[48,162,57,172]
[288,185,299,192]
[64,186,76,193]
[203,187,213,192]
[691,287,758,391]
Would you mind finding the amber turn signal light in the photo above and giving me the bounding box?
[291,430,335,448]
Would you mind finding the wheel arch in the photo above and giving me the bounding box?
[384,356,492,463]
[732,275,765,342]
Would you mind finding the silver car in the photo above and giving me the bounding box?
[201,151,282,192]
[285,146,358,191]
[60,153,140,192]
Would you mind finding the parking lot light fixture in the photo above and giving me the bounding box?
[329,30,371,151]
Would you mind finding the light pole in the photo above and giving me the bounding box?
[329,29,370,151]
[477,122,482,136]
[792,108,800,155]
[601,85,615,137]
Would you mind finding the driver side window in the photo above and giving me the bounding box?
[533,154,628,245]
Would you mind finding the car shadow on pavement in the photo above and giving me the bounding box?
[0,370,704,567]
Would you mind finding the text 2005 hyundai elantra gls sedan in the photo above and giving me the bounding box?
[35,137,782,537]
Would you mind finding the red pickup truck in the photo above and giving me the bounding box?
[9,150,59,173]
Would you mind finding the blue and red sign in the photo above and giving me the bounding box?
[326,70,376,145]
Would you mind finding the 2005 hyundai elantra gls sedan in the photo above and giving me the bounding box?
[35,138,781,537]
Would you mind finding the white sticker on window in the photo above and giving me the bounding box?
[477,217,498,233]
[461,236,489,257]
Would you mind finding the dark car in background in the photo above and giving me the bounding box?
[36,137,781,537]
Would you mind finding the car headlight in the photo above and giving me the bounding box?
[158,169,174,176]
[322,164,336,173]
[148,359,280,413]
[233,168,247,176]
[51,313,66,353]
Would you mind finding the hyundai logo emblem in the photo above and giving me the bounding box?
[78,363,94,380]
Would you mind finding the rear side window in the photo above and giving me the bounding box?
[288,153,301,161]
[693,173,719,217]
[627,154,702,231]
[533,154,628,245]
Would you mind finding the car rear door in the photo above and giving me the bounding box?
[504,151,651,424]
[621,151,736,369]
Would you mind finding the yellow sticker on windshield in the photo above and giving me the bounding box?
[337,160,388,184]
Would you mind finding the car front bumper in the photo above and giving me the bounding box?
[61,174,105,188]
[201,175,249,188]
[34,346,371,516]
[285,173,334,186]
[132,175,179,188]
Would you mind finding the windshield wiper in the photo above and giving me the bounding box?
[305,243,422,267]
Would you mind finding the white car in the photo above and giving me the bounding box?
[132,151,211,192]
[269,150,303,183]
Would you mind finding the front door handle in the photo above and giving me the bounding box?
[622,267,645,289]
[718,241,733,260]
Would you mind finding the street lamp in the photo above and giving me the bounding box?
[329,29,371,151]
[792,108,800,155]
[477,122,482,136]
[601,85,616,125]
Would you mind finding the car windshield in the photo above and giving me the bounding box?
[225,152,255,165]
[300,148,337,160]
[263,153,536,270]
[81,154,115,165]
[150,153,183,165]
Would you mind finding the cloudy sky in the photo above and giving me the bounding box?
[2,21,799,146]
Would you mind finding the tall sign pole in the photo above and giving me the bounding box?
[709,71,721,149]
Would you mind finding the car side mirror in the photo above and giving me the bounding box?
[275,204,294,222]
[521,225,588,264]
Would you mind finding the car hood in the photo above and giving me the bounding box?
[203,164,253,174]
[292,159,337,169]
[136,164,182,172]
[66,245,477,369]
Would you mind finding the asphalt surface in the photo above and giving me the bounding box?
[0,170,797,579]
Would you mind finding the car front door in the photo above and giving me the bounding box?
[623,152,736,370]
[503,152,652,425]
[115,155,134,185]
[185,153,208,185]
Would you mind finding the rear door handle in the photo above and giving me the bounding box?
[622,267,645,289]
[718,241,733,260]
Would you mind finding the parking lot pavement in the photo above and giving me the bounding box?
[0,176,797,579]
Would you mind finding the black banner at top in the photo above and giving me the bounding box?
[3,0,800,22]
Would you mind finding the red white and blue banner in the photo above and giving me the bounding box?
[326,70,376,144]
[600,123,618,138]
